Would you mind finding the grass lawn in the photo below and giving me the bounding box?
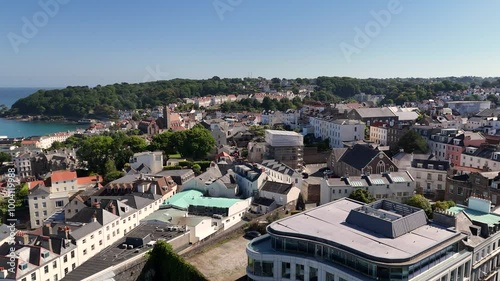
[168,153,182,159]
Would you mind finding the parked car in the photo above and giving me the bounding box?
[244,230,262,239]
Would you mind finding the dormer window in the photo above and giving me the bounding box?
[42,251,49,259]
[19,263,28,270]
[428,164,434,169]
[417,163,423,168]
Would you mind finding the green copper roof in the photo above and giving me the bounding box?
[161,190,242,210]
[449,206,500,226]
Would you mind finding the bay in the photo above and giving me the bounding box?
[0,87,88,138]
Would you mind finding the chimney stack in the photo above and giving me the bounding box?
[108,202,117,215]
[42,223,52,236]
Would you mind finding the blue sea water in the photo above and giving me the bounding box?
[0,87,87,138]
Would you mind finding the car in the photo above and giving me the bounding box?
[244,231,262,239]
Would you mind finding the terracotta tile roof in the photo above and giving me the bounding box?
[51,171,77,182]
[76,175,101,185]
[28,180,45,190]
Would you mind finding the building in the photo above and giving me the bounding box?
[265,130,304,169]
[259,181,301,207]
[408,155,449,198]
[320,171,415,204]
[445,171,500,205]
[331,144,398,177]
[446,101,491,116]
[310,116,365,148]
[460,144,500,170]
[443,197,500,281]
[347,107,398,127]
[157,189,251,243]
[27,171,102,229]
[234,164,267,199]
[129,151,164,175]
[247,198,470,281]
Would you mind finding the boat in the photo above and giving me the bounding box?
[77,118,95,124]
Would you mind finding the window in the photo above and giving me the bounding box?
[326,272,335,281]
[449,184,454,194]
[54,274,58,281]
[91,244,95,250]
[34,203,39,209]
[438,174,443,181]
[55,200,64,207]
[427,173,432,180]
[53,261,57,268]
[83,249,87,255]
[63,255,67,262]
[281,262,291,278]
[295,264,305,281]
[43,210,47,216]
[90,234,94,239]
[82,239,86,244]
[99,240,102,246]
[44,265,49,273]
[31,273,36,280]
[332,189,335,194]
[42,202,46,208]
[35,211,39,217]
[71,251,75,258]
[72,263,76,270]
[64,268,68,275]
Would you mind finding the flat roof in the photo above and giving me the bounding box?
[161,190,242,209]
[449,206,500,227]
[265,130,302,136]
[268,198,461,263]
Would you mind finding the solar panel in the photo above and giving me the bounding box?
[371,179,385,185]
[351,181,364,187]
[392,176,406,182]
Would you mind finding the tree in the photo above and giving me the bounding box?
[406,194,432,217]
[138,240,207,281]
[396,130,428,153]
[77,136,114,174]
[179,125,216,160]
[349,188,375,203]
[0,152,12,166]
[192,164,201,175]
[432,200,456,212]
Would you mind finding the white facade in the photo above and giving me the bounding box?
[310,117,364,148]
[129,151,164,174]
[320,172,415,205]
[370,125,388,146]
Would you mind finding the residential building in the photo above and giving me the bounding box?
[347,107,398,127]
[445,132,485,166]
[129,151,164,175]
[234,164,267,199]
[310,116,365,148]
[247,198,470,281]
[446,100,491,116]
[265,130,304,169]
[461,144,500,170]
[27,171,102,229]
[445,171,500,205]
[320,171,415,204]
[409,155,449,198]
[259,181,301,207]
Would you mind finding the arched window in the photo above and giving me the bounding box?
[376,161,385,174]
[367,166,372,175]
[389,165,394,172]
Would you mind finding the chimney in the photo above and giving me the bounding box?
[91,213,97,223]
[94,201,101,209]
[108,202,117,215]
[57,226,71,239]
[42,224,52,236]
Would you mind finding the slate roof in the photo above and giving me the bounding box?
[260,159,298,177]
[261,181,293,195]
[476,108,500,117]
[354,108,397,118]
[339,144,381,169]
[252,197,276,207]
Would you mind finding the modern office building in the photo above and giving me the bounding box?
[246,198,471,281]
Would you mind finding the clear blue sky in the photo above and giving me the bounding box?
[1,0,499,87]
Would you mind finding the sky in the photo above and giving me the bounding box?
[1,0,499,87]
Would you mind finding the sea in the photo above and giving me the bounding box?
[0,87,87,138]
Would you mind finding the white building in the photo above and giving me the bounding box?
[310,116,365,148]
[320,171,415,205]
[129,151,163,174]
